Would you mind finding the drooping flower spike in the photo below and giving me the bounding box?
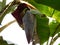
[12,3,35,44]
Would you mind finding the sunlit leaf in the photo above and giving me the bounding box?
[53,10,60,22]
[34,0,60,11]
[26,0,54,16]
[49,20,59,36]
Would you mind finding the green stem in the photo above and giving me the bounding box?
[0,20,16,32]
[0,1,16,24]
[50,24,60,45]
[0,1,15,17]
[50,33,60,45]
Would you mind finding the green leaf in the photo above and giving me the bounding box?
[0,2,2,12]
[49,10,60,36]
[49,19,59,36]
[2,0,6,9]
[34,0,60,11]
[26,0,55,16]
[53,10,60,22]
[56,25,60,35]
[0,36,14,45]
[36,14,50,44]
[0,0,6,12]
[58,43,60,45]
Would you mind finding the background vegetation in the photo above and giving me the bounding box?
[0,0,60,45]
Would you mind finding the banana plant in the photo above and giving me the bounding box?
[0,0,60,45]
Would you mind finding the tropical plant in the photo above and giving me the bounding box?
[0,0,60,45]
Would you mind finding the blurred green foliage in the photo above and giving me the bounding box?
[0,36,14,45]
[0,0,60,45]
